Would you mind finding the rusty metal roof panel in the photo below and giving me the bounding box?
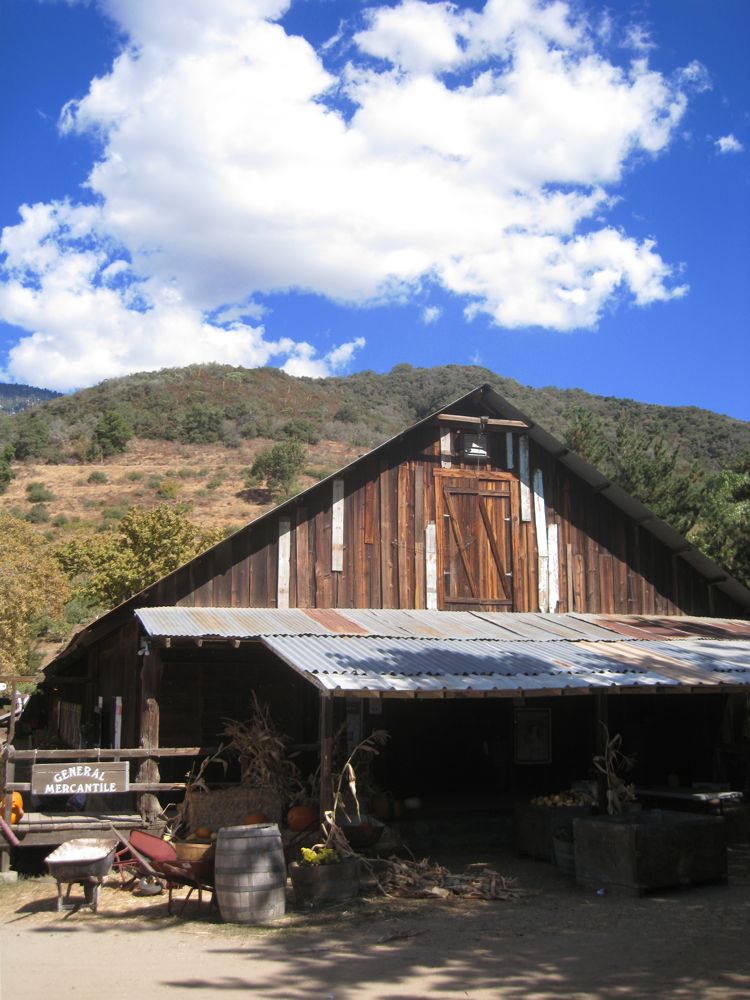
[259,634,750,696]
[137,607,628,642]
[135,607,341,638]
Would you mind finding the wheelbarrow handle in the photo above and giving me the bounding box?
[0,815,20,848]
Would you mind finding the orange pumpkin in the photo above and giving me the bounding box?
[195,825,213,839]
[286,804,317,832]
[243,812,269,825]
[371,795,392,822]
[0,792,23,825]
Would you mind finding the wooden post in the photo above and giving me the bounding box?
[1,747,15,873]
[7,681,18,746]
[136,646,163,823]
[319,694,334,824]
[595,693,609,813]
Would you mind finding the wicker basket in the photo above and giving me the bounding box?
[186,786,282,833]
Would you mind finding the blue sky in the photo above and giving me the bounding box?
[0,0,748,419]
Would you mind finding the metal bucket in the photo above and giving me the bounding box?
[214,824,286,924]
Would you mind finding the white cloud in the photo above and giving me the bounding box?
[0,0,697,389]
[715,134,744,154]
[281,337,366,378]
[624,24,656,54]
[421,305,442,324]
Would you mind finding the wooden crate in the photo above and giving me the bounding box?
[574,811,727,895]
[514,804,592,862]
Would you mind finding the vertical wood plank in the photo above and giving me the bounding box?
[331,478,345,573]
[364,477,375,545]
[414,463,426,608]
[548,522,560,613]
[277,518,291,609]
[379,461,396,607]
[319,694,333,821]
[397,465,411,607]
[566,542,574,612]
[295,509,311,607]
[440,430,452,469]
[425,522,438,610]
[519,436,531,521]
[532,468,549,612]
[505,432,514,470]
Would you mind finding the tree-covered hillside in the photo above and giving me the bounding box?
[0,382,61,414]
[0,363,747,472]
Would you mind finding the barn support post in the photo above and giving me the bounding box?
[594,693,609,813]
[136,643,163,822]
[0,746,15,873]
[319,693,334,824]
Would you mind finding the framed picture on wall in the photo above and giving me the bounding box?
[514,708,551,764]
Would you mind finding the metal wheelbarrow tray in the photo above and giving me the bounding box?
[45,837,117,912]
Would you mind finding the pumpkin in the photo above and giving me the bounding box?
[0,792,23,825]
[286,804,317,832]
[243,812,269,825]
[195,825,213,839]
[371,795,391,822]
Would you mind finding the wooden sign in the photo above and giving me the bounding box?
[31,761,129,796]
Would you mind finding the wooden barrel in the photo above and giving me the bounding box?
[215,824,286,923]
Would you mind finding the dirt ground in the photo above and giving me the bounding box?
[2,845,749,1000]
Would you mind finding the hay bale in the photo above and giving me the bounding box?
[186,785,282,832]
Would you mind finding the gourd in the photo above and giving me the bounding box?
[286,804,317,831]
[243,812,269,825]
[0,791,23,824]
[195,825,213,839]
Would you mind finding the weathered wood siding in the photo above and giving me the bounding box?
[135,418,740,618]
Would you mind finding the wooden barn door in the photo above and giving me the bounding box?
[435,470,517,612]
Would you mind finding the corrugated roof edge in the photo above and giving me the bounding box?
[45,382,750,672]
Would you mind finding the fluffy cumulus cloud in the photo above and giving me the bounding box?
[715,134,744,155]
[0,0,701,389]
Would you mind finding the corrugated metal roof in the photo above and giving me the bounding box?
[260,634,750,695]
[136,607,632,641]
[134,607,750,697]
[136,607,749,643]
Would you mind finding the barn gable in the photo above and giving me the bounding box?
[56,382,750,643]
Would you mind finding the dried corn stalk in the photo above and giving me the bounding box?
[376,858,524,901]
[593,725,636,815]
[320,729,389,854]
[222,692,303,803]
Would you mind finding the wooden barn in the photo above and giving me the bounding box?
[18,383,750,838]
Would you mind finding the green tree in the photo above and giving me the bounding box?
[56,503,224,607]
[563,407,612,470]
[87,410,133,460]
[0,444,14,494]
[689,455,750,586]
[180,403,224,444]
[609,425,704,537]
[14,410,51,460]
[0,512,70,675]
[247,440,306,499]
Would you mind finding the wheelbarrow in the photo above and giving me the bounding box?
[45,838,117,912]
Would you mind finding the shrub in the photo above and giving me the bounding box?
[282,418,320,445]
[247,440,306,499]
[125,471,144,481]
[147,475,162,490]
[27,503,50,524]
[157,480,181,500]
[87,470,109,485]
[180,403,224,444]
[26,482,55,503]
[52,514,69,528]
[87,410,133,460]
